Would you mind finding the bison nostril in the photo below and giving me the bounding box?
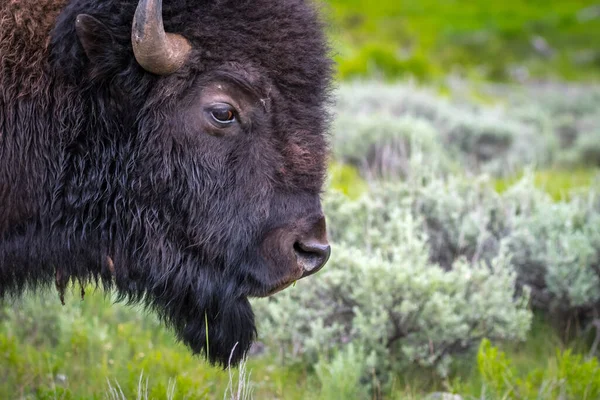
[294,241,331,275]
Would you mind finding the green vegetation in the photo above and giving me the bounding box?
[476,338,600,400]
[0,291,226,399]
[326,0,600,82]
[3,79,600,398]
[327,162,368,199]
[332,82,600,178]
[3,1,600,398]
[0,290,595,399]
[3,290,600,398]
[494,168,599,201]
[0,291,314,399]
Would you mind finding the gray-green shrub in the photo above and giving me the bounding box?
[332,82,544,177]
[254,161,600,380]
[505,176,600,313]
[253,172,533,378]
[332,82,600,177]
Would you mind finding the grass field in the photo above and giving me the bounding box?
[326,0,600,82]
[1,289,596,399]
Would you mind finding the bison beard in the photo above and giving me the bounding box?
[0,0,333,367]
[1,230,256,365]
[156,276,256,366]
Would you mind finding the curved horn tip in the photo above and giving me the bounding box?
[131,0,191,75]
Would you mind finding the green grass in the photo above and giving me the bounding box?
[0,289,319,399]
[494,168,600,201]
[0,274,597,399]
[0,291,221,398]
[331,162,600,203]
[471,327,600,399]
[324,0,600,82]
[381,315,597,399]
[327,162,368,199]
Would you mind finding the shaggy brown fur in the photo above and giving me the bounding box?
[0,0,67,232]
[0,0,333,366]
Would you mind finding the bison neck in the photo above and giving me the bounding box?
[0,0,72,233]
[0,0,120,297]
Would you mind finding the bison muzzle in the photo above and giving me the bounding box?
[0,0,333,366]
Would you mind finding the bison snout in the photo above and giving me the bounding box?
[294,215,330,276]
[294,240,331,276]
[256,213,331,297]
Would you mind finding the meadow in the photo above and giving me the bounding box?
[327,0,600,82]
[2,0,600,399]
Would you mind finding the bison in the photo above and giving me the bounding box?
[0,0,333,366]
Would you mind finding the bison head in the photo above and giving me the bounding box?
[2,0,333,366]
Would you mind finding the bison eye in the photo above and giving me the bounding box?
[207,103,236,127]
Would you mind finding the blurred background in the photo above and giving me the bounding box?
[2,1,600,399]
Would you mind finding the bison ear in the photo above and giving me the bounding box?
[75,14,115,64]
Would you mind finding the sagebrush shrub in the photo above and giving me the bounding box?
[333,82,600,178]
[254,174,532,378]
[332,113,452,179]
[332,83,543,177]
[505,177,600,313]
[254,161,600,379]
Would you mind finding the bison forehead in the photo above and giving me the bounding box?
[167,0,333,102]
[47,0,332,191]
[50,0,332,113]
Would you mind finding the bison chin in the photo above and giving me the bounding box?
[167,293,256,367]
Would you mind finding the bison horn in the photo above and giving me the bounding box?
[131,0,191,75]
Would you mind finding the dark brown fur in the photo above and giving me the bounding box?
[0,0,333,366]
